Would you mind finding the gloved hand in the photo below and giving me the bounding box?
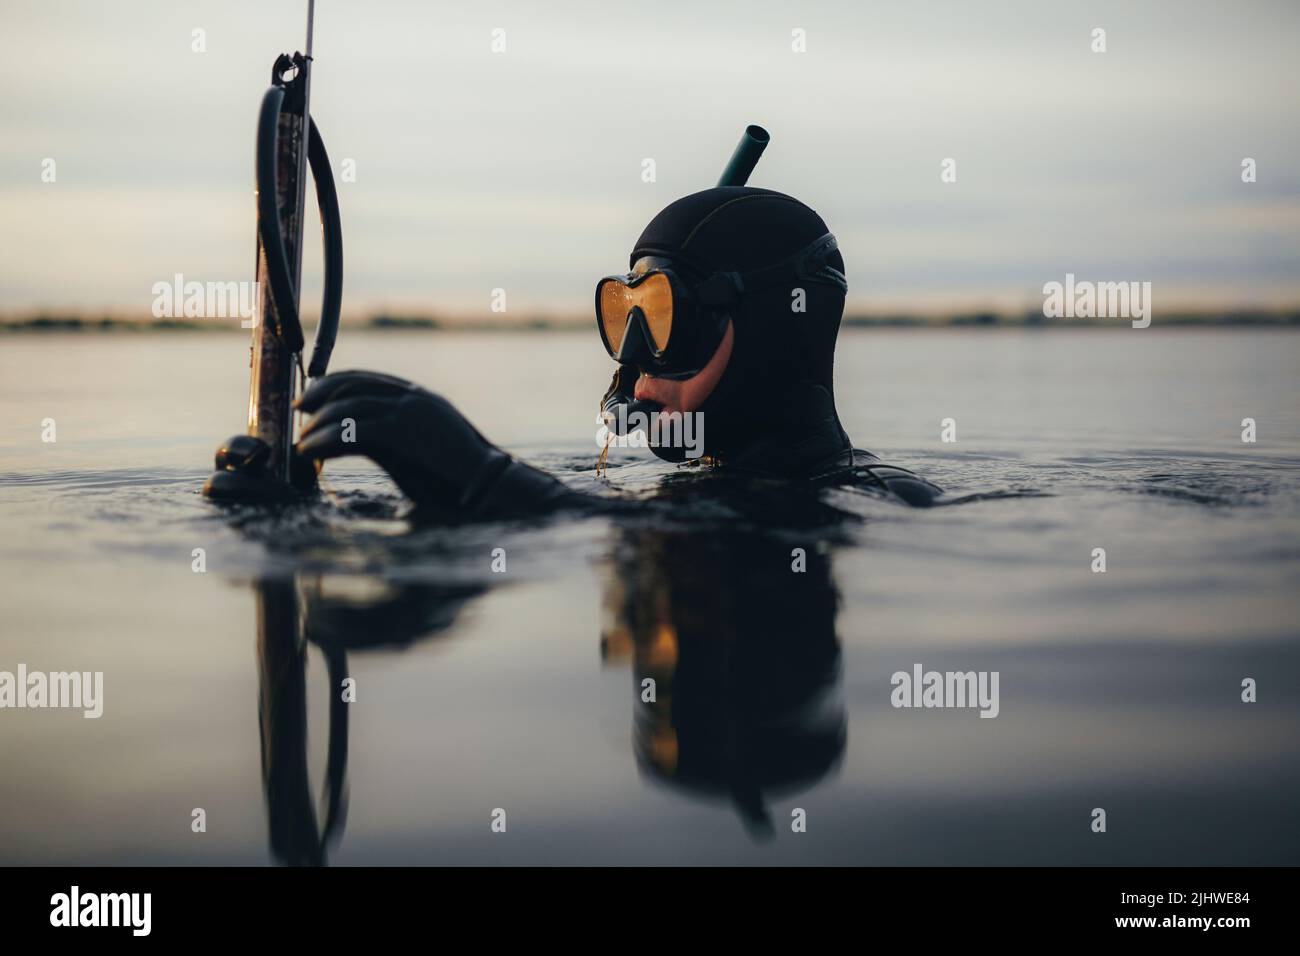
[293,370,516,512]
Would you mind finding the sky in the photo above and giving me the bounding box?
[1,0,1298,320]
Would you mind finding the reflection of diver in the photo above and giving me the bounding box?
[253,574,483,865]
[253,510,847,858]
[210,145,943,511]
[600,527,846,839]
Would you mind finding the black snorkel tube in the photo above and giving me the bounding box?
[205,0,343,501]
[600,125,770,441]
[717,124,771,188]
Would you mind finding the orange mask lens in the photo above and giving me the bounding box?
[599,272,674,354]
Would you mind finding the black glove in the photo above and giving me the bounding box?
[294,370,577,518]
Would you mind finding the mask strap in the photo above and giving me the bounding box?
[695,232,847,306]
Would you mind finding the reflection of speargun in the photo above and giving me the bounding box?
[252,573,485,865]
[205,0,344,501]
[256,577,349,867]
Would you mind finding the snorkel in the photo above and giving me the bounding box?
[717,125,771,191]
[205,0,344,501]
[600,126,770,441]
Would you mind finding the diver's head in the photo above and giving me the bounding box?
[597,186,848,463]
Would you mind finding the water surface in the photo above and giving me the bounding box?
[1,328,1297,864]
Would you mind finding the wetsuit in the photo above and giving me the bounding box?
[209,186,942,511]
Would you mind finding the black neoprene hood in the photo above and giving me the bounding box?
[632,187,835,271]
[626,186,851,467]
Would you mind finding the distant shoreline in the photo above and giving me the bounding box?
[2,310,1297,333]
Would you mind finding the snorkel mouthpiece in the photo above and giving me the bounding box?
[602,396,663,436]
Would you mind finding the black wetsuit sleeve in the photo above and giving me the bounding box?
[462,452,605,520]
[855,462,943,507]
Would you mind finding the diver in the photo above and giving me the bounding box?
[208,184,942,512]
